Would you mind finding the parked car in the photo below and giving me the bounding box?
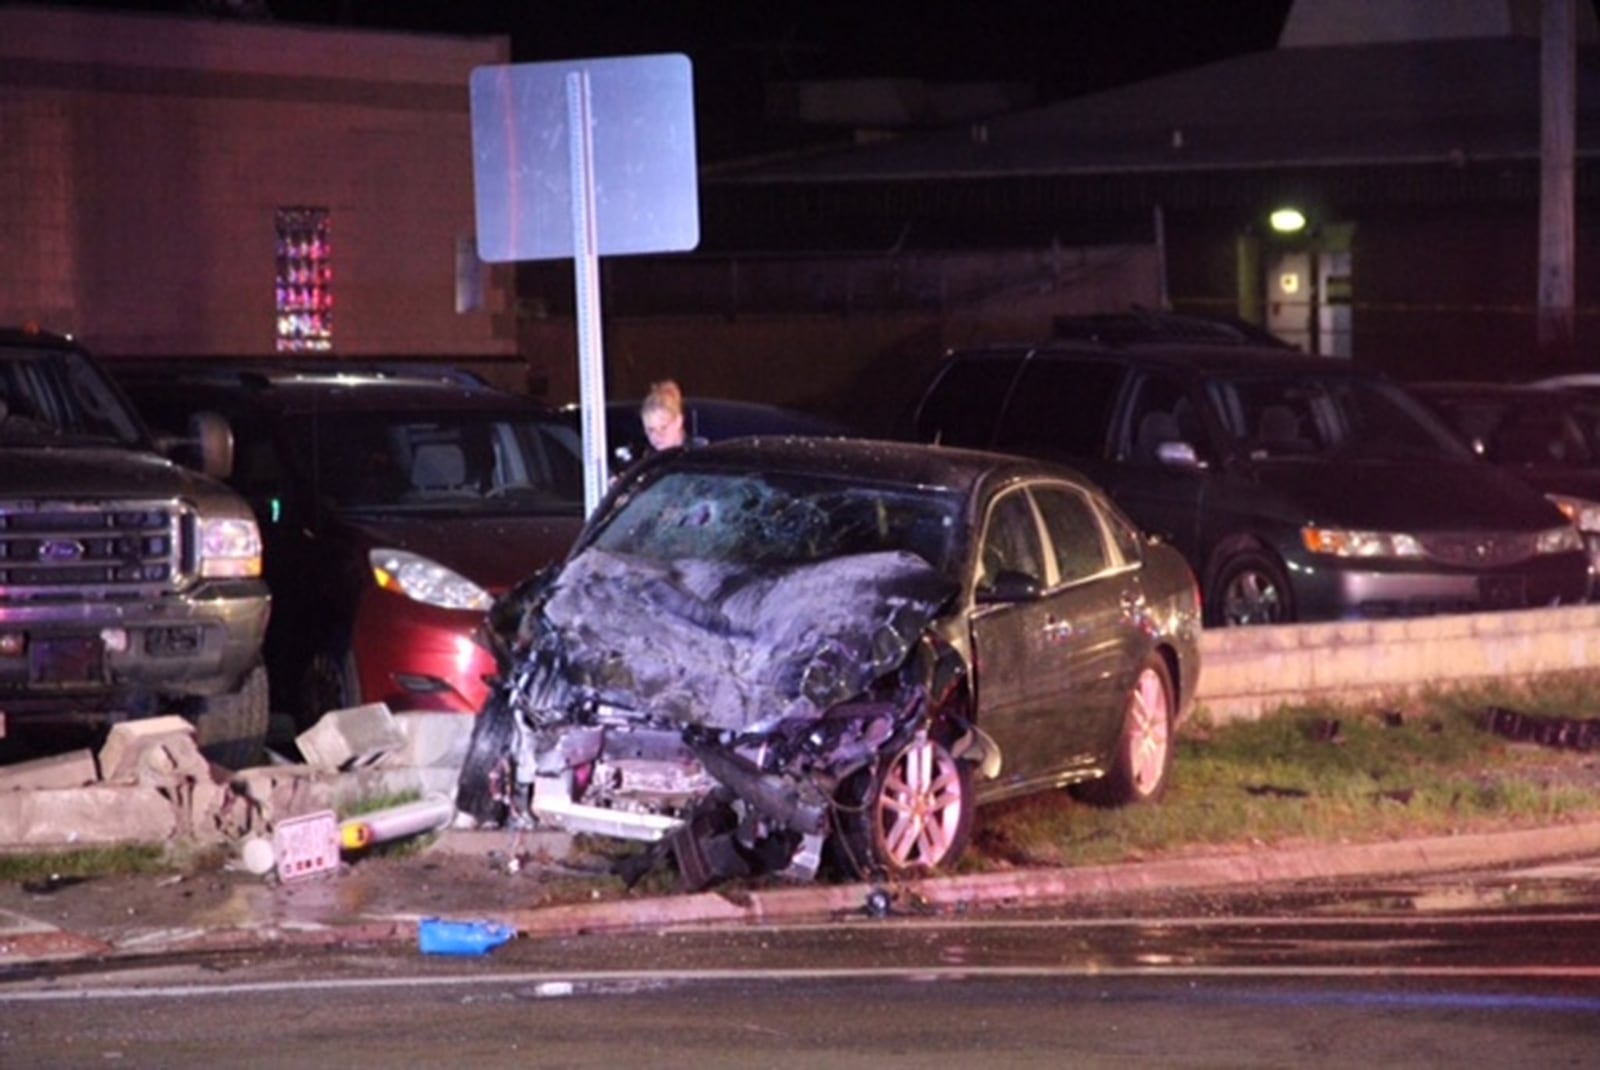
[570,396,852,469]
[115,363,586,733]
[1408,380,1600,588]
[903,324,1590,626]
[0,329,270,768]
[457,436,1201,888]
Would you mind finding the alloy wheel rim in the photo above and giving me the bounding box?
[1224,569,1282,625]
[1128,666,1171,794]
[876,737,964,868]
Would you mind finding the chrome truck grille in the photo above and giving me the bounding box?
[0,500,184,602]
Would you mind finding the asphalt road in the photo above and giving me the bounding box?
[5,856,1600,1067]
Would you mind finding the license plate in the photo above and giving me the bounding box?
[28,636,105,686]
[1478,575,1526,610]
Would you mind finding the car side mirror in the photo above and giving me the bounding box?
[1155,440,1203,468]
[977,569,1042,604]
[155,410,234,480]
[189,411,235,480]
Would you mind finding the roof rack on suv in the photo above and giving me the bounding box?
[1052,308,1294,349]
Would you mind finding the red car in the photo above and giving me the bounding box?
[116,364,586,736]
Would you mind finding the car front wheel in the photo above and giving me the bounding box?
[836,732,974,880]
[299,648,361,729]
[1073,653,1174,807]
[1208,547,1294,626]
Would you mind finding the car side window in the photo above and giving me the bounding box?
[1032,485,1110,584]
[977,490,1045,591]
[1124,372,1203,464]
[994,356,1123,462]
[914,355,1021,448]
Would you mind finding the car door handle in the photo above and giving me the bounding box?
[1043,617,1073,642]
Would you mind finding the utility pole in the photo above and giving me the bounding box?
[1538,0,1577,367]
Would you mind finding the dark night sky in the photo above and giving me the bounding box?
[37,0,1297,159]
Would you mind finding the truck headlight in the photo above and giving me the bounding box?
[370,548,491,611]
[199,516,263,578]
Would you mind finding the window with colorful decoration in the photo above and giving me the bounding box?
[275,208,332,352]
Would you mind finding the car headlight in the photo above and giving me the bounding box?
[199,516,263,578]
[1535,523,1585,555]
[1301,527,1424,559]
[1547,494,1600,535]
[369,548,492,611]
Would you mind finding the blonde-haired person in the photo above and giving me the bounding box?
[640,379,688,452]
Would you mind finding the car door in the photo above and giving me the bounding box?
[1100,370,1209,571]
[1030,483,1146,761]
[968,482,1122,790]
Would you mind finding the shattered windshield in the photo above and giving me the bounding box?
[0,345,145,446]
[1208,372,1470,462]
[284,410,584,516]
[590,468,962,573]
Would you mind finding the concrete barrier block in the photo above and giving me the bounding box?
[295,703,405,771]
[98,716,200,783]
[0,750,97,792]
[375,712,474,771]
[0,784,177,846]
[228,765,341,828]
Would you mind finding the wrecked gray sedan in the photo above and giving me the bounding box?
[458,438,1202,888]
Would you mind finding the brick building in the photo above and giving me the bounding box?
[0,5,515,361]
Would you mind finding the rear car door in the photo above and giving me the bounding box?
[968,482,1125,789]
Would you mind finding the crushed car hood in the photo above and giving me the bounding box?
[537,547,958,733]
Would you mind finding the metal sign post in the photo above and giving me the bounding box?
[566,70,608,514]
[469,55,699,518]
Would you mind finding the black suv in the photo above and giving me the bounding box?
[0,328,270,766]
[115,363,586,736]
[905,324,1590,625]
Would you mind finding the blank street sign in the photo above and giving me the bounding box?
[470,53,700,262]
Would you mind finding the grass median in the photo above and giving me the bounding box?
[969,669,1600,872]
[3,672,1598,888]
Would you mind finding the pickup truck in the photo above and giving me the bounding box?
[0,327,270,768]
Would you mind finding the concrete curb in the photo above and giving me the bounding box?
[130,817,1600,960]
[494,819,1600,937]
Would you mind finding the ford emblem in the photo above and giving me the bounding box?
[39,539,85,562]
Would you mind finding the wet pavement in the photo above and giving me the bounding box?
[8,819,1600,969]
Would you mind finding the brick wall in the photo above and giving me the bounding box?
[0,6,514,357]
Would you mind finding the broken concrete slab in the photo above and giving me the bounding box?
[295,703,405,771]
[375,712,473,772]
[0,784,177,847]
[99,716,202,784]
[227,765,341,829]
[0,750,97,793]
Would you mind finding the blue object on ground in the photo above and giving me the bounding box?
[418,916,516,956]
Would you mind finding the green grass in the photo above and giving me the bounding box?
[971,672,1600,871]
[7,673,1600,885]
[0,844,170,885]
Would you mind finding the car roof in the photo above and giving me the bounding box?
[948,340,1369,377]
[113,362,560,417]
[1411,380,1585,404]
[652,434,1095,494]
